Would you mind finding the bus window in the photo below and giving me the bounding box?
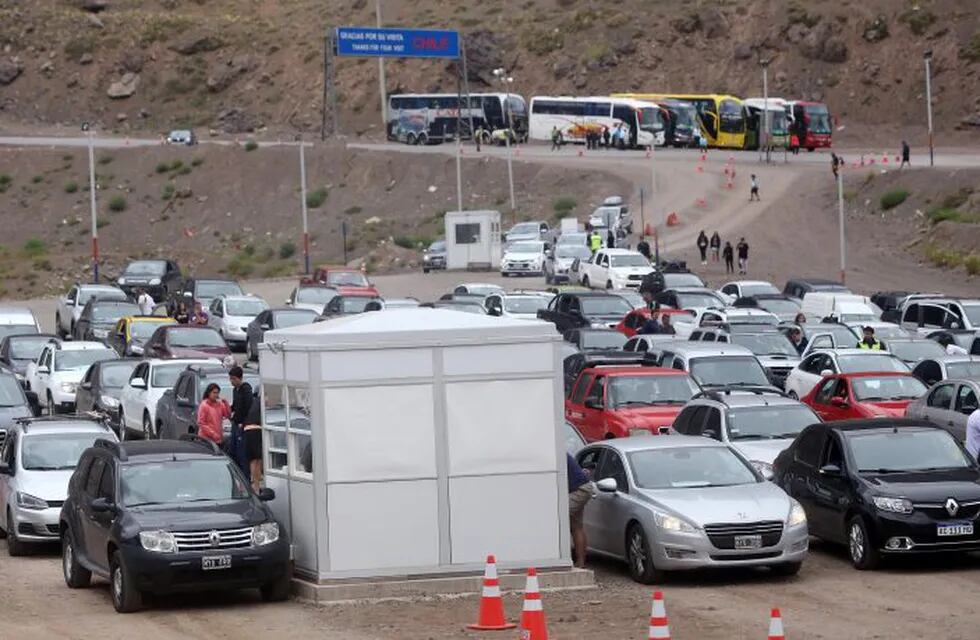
[719,99,745,134]
[612,104,632,124]
[699,103,718,139]
[507,97,527,116]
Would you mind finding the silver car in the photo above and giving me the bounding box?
[0,416,116,555]
[905,378,980,442]
[575,436,808,583]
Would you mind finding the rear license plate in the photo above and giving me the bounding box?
[202,555,232,570]
[734,535,763,550]
[937,522,974,537]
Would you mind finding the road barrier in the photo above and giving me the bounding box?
[767,608,786,640]
[648,591,671,639]
[517,568,548,640]
[467,555,516,631]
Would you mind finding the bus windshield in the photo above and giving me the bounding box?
[638,107,664,132]
[770,110,789,135]
[805,105,831,134]
[719,99,745,133]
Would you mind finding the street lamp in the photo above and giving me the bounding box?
[758,56,771,164]
[492,68,517,212]
[82,122,99,283]
[924,50,934,167]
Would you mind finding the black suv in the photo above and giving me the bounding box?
[60,436,290,612]
[155,364,259,440]
[117,259,183,302]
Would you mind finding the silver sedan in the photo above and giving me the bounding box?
[905,378,980,442]
[575,435,808,583]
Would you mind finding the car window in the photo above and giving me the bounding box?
[585,376,605,407]
[175,376,192,402]
[703,408,722,440]
[74,454,94,490]
[814,377,838,404]
[927,384,955,409]
[821,432,845,469]
[571,373,594,403]
[596,450,629,493]
[85,457,106,497]
[956,385,979,414]
[794,426,824,467]
[577,447,604,474]
[678,406,708,435]
[2,431,16,467]
[98,463,115,500]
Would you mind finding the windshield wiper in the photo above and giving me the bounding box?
[859,468,905,474]
[732,434,770,440]
[771,432,802,439]
[615,400,655,407]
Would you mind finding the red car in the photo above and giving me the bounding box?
[303,265,380,296]
[565,366,700,441]
[615,308,693,337]
[142,325,231,360]
[801,371,928,421]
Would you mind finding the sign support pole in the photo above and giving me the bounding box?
[299,141,310,275]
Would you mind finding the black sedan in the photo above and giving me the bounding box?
[0,333,58,387]
[773,418,980,569]
[75,358,139,427]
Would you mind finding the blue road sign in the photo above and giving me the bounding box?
[335,27,460,59]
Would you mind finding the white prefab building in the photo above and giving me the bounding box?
[258,308,570,581]
[444,210,502,270]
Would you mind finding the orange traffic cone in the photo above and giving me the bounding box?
[467,555,516,631]
[666,212,680,226]
[696,164,704,173]
[517,568,548,640]
[648,591,671,639]
[644,223,654,236]
[767,608,785,640]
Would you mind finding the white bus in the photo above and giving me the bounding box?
[528,96,666,148]
[386,93,527,144]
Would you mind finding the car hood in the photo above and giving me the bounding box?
[20,469,75,502]
[53,370,87,384]
[0,404,32,428]
[291,303,325,314]
[225,314,258,326]
[8,358,32,375]
[166,346,230,359]
[126,500,271,530]
[862,400,912,417]
[610,405,683,429]
[861,468,980,502]
[640,482,791,527]
[503,252,542,262]
[756,355,800,368]
[504,312,544,321]
[506,233,539,242]
[731,439,796,465]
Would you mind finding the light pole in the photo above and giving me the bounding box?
[650,134,659,264]
[82,122,99,283]
[924,50,934,167]
[298,138,311,275]
[837,168,846,284]
[759,56,771,164]
[492,68,517,212]
[375,0,387,130]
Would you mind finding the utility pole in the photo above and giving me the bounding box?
[837,169,846,284]
[758,55,771,164]
[375,0,387,128]
[651,139,659,265]
[924,50,934,167]
[455,138,463,214]
[299,140,311,275]
[83,123,99,283]
[493,68,516,212]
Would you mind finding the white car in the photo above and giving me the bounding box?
[55,284,128,340]
[783,349,910,399]
[118,358,218,439]
[717,280,780,304]
[208,294,269,348]
[579,248,653,290]
[25,341,116,415]
[484,293,551,320]
[286,285,339,313]
[500,240,547,277]
[504,221,549,245]
[0,306,43,343]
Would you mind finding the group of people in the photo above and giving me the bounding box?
[195,366,264,492]
[551,124,629,151]
[587,226,617,252]
[134,287,211,325]
[696,231,750,274]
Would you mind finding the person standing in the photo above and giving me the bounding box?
[788,327,808,355]
[696,230,709,265]
[736,237,749,274]
[857,326,885,350]
[660,313,676,335]
[900,140,910,169]
[637,236,651,261]
[589,229,602,254]
[174,301,190,324]
[602,126,610,149]
[709,231,721,262]
[567,453,594,569]
[831,153,840,180]
[722,241,735,274]
[749,174,760,201]
[196,383,230,445]
[966,406,980,461]
[136,288,154,316]
[243,385,264,492]
[606,228,616,249]
[229,366,253,477]
[192,301,209,325]
[551,126,561,151]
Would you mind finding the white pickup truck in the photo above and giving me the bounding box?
[578,248,653,290]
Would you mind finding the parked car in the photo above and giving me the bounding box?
[484,293,550,320]
[556,231,588,248]
[615,308,693,338]
[319,294,383,320]
[654,343,777,391]
[0,333,59,387]
[545,245,592,285]
[75,359,139,425]
[576,436,807,583]
[717,331,800,389]
[155,364,259,440]
[119,359,217,440]
[911,356,980,387]
[170,278,245,315]
[898,298,980,335]
[305,265,379,295]
[924,330,980,355]
[452,283,505,297]
[773,419,980,569]
[880,338,946,366]
[718,280,781,304]
[565,366,699,440]
[105,316,176,357]
[166,129,197,145]
[207,295,269,350]
[504,221,550,245]
[246,308,319,361]
[906,379,980,442]
[777,322,859,350]
[563,328,628,352]
[800,293,882,325]
[0,415,116,555]
[537,291,634,333]
[73,299,140,342]
[578,249,653,290]
[0,370,36,434]
[142,325,231,360]
[56,284,128,339]
[562,351,648,396]
[784,349,910,399]
[653,287,727,312]
[0,306,42,342]
[782,278,850,303]
[422,240,447,273]
[622,334,684,353]
[25,341,116,415]
[500,240,548,277]
[802,372,928,420]
[59,436,289,612]
[285,285,340,313]
[733,294,802,322]
[116,259,182,302]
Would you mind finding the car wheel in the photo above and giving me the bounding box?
[847,516,880,570]
[6,510,27,557]
[417,133,428,146]
[110,550,142,613]
[582,276,590,289]
[625,523,664,584]
[47,392,57,416]
[406,133,417,145]
[770,561,802,577]
[63,531,92,588]
[142,413,154,440]
[260,571,292,602]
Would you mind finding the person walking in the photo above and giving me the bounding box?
[831,153,840,180]
[243,385,264,492]
[709,231,721,262]
[857,326,885,351]
[696,230,709,265]
[749,174,760,201]
[229,366,253,477]
[602,126,610,149]
[196,383,231,445]
[723,241,735,273]
[550,126,561,151]
[637,236,651,261]
[136,288,154,316]
[736,237,749,274]
[900,140,911,169]
[567,453,594,568]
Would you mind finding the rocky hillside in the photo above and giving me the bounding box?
[0,0,978,143]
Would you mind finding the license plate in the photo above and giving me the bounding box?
[202,555,232,570]
[937,522,974,537]
[734,535,763,550]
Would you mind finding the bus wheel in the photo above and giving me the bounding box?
[417,133,428,146]
[406,133,417,145]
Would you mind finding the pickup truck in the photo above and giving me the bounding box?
[537,291,634,334]
[577,249,653,290]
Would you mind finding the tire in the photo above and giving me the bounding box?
[110,550,142,613]
[582,276,591,289]
[770,561,802,577]
[625,524,664,585]
[406,133,417,146]
[63,530,92,588]
[6,510,27,557]
[417,133,428,146]
[142,412,154,440]
[260,571,292,602]
[47,392,57,416]
[847,516,881,570]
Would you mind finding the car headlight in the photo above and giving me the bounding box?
[252,522,280,546]
[61,382,77,393]
[16,492,49,510]
[872,496,913,514]
[628,427,650,436]
[787,501,807,527]
[100,394,120,408]
[14,372,24,381]
[139,530,177,553]
[117,277,125,285]
[751,460,774,478]
[653,510,698,533]
[423,255,431,262]
[149,278,161,286]
[591,322,607,328]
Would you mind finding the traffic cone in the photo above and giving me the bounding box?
[644,223,653,236]
[696,164,704,173]
[666,212,680,226]
[767,608,785,640]
[695,197,707,208]
[648,591,671,639]
[467,555,516,631]
[517,568,548,640]
[881,153,888,164]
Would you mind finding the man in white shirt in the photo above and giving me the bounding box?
[966,408,980,462]
[938,335,968,356]
[136,288,154,316]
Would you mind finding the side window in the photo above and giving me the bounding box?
[672,358,686,371]
[690,331,703,341]
[634,339,649,353]
[956,385,979,414]
[175,376,192,402]
[722,284,737,296]
[571,373,594,404]
[672,406,694,433]
[821,433,844,469]
[921,305,947,328]
[577,447,604,474]
[801,355,819,373]
[596,451,629,493]
[927,384,955,409]
[97,463,115,500]
[913,360,942,386]
[679,406,708,435]
[585,376,605,407]
[814,377,839,404]
[794,427,824,467]
[74,454,93,490]
[703,408,722,440]
[85,457,106,497]
[902,303,920,325]
[81,366,93,385]
[2,432,17,467]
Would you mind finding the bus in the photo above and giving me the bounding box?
[386,93,528,145]
[785,100,833,150]
[658,99,703,148]
[742,98,790,151]
[612,93,746,149]
[528,96,666,149]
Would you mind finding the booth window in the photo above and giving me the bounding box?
[263,383,288,474]
[288,386,313,478]
[455,223,481,245]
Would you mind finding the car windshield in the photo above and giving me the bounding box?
[226,299,268,316]
[427,241,446,252]
[504,297,548,314]
[556,245,591,260]
[0,375,24,406]
[849,429,972,473]
[123,261,166,276]
[946,361,980,379]
[676,293,723,309]
[664,273,706,288]
[22,433,105,471]
[509,223,539,235]
[837,354,908,374]
[151,363,191,388]
[888,341,945,362]
[639,106,664,131]
[79,288,126,305]
[7,335,51,360]
[166,328,225,348]
[740,283,780,297]
[728,404,819,440]
[807,324,858,343]
[327,271,370,287]
[296,287,337,304]
[558,234,587,247]
[581,297,633,315]
[728,314,778,327]
[615,291,645,309]
[610,254,650,267]
[629,446,759,489]
[961,303,980,326]
[851,376,927,401]
[732,333,797,357]
[756,299,800,315]
[0,325,38,342]
[197,281,244,299]
[580,331,627,350]
[273,310,317,328]
[460,284,503,296]
[607,375,698,408]
[121,459,250,505]
[509,241,544,255]
[340,297,378,313]
[56,349,114,371]
[690,356,771,387]
[99,362,137,389]
[130,320,171,339]
[91,303,138,322]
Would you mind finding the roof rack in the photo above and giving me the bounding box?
[15,413,112,432]
[95,438,127,461]
[692,385,786,401]
[178,433,224,455]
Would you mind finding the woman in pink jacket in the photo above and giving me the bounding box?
[196,383,230,444]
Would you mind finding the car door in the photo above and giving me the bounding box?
[590,448,632,556]
[78,456,109,569]
[808,431,850,542]
[810,376,846,421]
[60,286,77,333]
[921,383,957,436]
[672,405,708,436]
[121,363,148,430]
[580,375,608,441]
[0,430,17,519]
[951,384,979,442]
[107,319,126,355]
[208,298,224,331]
[565,372,594,426]
[34,347,52,398]
[781,426,827,535]
[575,447,606,549]
[87,457,116,572]
[173,376,198,435]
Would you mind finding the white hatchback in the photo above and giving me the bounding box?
[118,358,218,439]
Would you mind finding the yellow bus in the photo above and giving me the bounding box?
[612,93,747,149]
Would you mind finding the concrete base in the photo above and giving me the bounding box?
[292,567,595,604]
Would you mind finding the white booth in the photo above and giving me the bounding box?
[258,308,570,581]
[444,210,502,270]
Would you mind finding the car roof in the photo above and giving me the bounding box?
[669,287,719,294]
[602,248,640,255]
[789,277,844,286]
[145,357,220,367]
[218,294,264,302]
[18,417,112,436]
[726,280,773,287]
[664,342,755,356]
[584,366,686,377]
[838,371,915,379]
[78,284,123,291]
[696,390,802,408]
[116,439,223,461]
[57,341,112,351]
[822,348,892,357]
[593,434,729,453]
[270,306,317,313]
[827,418,938,433]
[195,278,239,285]
[126,315,175,323]
[0,306,36,320]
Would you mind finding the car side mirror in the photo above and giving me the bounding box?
[820,369,833,377]
[65,299,75,306]
[257,487,276,501]
[830,396,848,408]
[488,307,502,317]
[90,496,116,513]
[260,323,271,331]
[596,477,618,493]
[129,378,147,389]
[818,464,842,477]
[80,381,92,390]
